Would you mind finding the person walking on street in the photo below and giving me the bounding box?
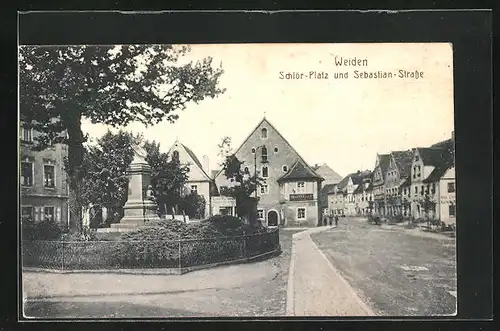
[335,215,339,227]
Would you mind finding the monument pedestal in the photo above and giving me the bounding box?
[109,146,161,232]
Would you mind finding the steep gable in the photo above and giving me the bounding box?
[312,163,343,185]
[391,150,414,178]
[214,117,318,181]
[168,141,211,182]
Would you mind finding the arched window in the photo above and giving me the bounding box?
[261,128,268,139]
[261,146,268,162]
[172,150,179,160]
[282,165,288,172]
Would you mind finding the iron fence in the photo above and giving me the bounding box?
[21,228,280,272]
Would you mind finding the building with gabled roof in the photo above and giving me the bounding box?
[384,149,415,216]
[409,132,455,224]
[214,117,323,227]
[167,140,218,219]
[327,170,372,216]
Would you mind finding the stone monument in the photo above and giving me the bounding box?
[110,144,160,231]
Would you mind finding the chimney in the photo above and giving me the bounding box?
[202,155,210,175]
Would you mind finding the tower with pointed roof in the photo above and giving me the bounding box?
[214,117,324,227]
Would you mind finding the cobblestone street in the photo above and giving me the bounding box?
[311,217,457,316]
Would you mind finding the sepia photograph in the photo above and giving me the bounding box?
[19,42,457,318]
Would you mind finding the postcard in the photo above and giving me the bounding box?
[19,42,456,318]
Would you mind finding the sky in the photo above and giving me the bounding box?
[81,43,454,177]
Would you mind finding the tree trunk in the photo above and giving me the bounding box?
[62,110,86,232]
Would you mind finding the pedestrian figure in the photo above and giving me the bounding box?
[329,215,333,226]
[335,215,339,227]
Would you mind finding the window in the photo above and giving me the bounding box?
[431,183,436,194]
[260,183,269,194]
[274,147,279,153]
[448,182,455,193]
[282,165,288,172]
[21,127,33,142]
[190,185,198,194]
[251,148,256,154]
[297,181,305,193]
[420,185,424,195]
[261,128,268,139]
[21,206,33,223]
[44,165,55,188]
[257,209,264,220]
[414,186,418,193]
[21,162,33,186]
[244,166,249,173]
[415,155,419,161]
[297,208,306,220]
[172,150,180,160]
[43,206,55,222]
[262,166,269,178]
[261,146,268,162]
[449,204,456,217]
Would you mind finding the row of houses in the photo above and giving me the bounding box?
[326,132,456,226]
[20,117,344,229]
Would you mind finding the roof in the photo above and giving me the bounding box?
[168,141,211,181]
[211,170,219,180]
[321,184,337,195]
[378,154,391,180]
[422,148,455,183]
[431,138,454,150]
[353,184,364,194]
[312,164,343,184]
[182,144,205,173]
[391,150,414,178]
[417,147,454,167]
[336,170,371,192]
[277,158,324,183]
[400,176,411,187]
[214,117,318,181]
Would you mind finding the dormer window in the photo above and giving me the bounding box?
[261,128,268,139]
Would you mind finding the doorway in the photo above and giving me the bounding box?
[268,210,278,227]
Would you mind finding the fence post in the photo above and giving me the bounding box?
[242,230,247,259]
[61,241,65,271]
[178,236,182,271]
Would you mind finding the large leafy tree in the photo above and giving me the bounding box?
[220,154,263,219]
[79,130,137,209]
[143,140,189,215]
[19,45,225,226]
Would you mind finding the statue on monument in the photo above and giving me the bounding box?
[132,144,148,163]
